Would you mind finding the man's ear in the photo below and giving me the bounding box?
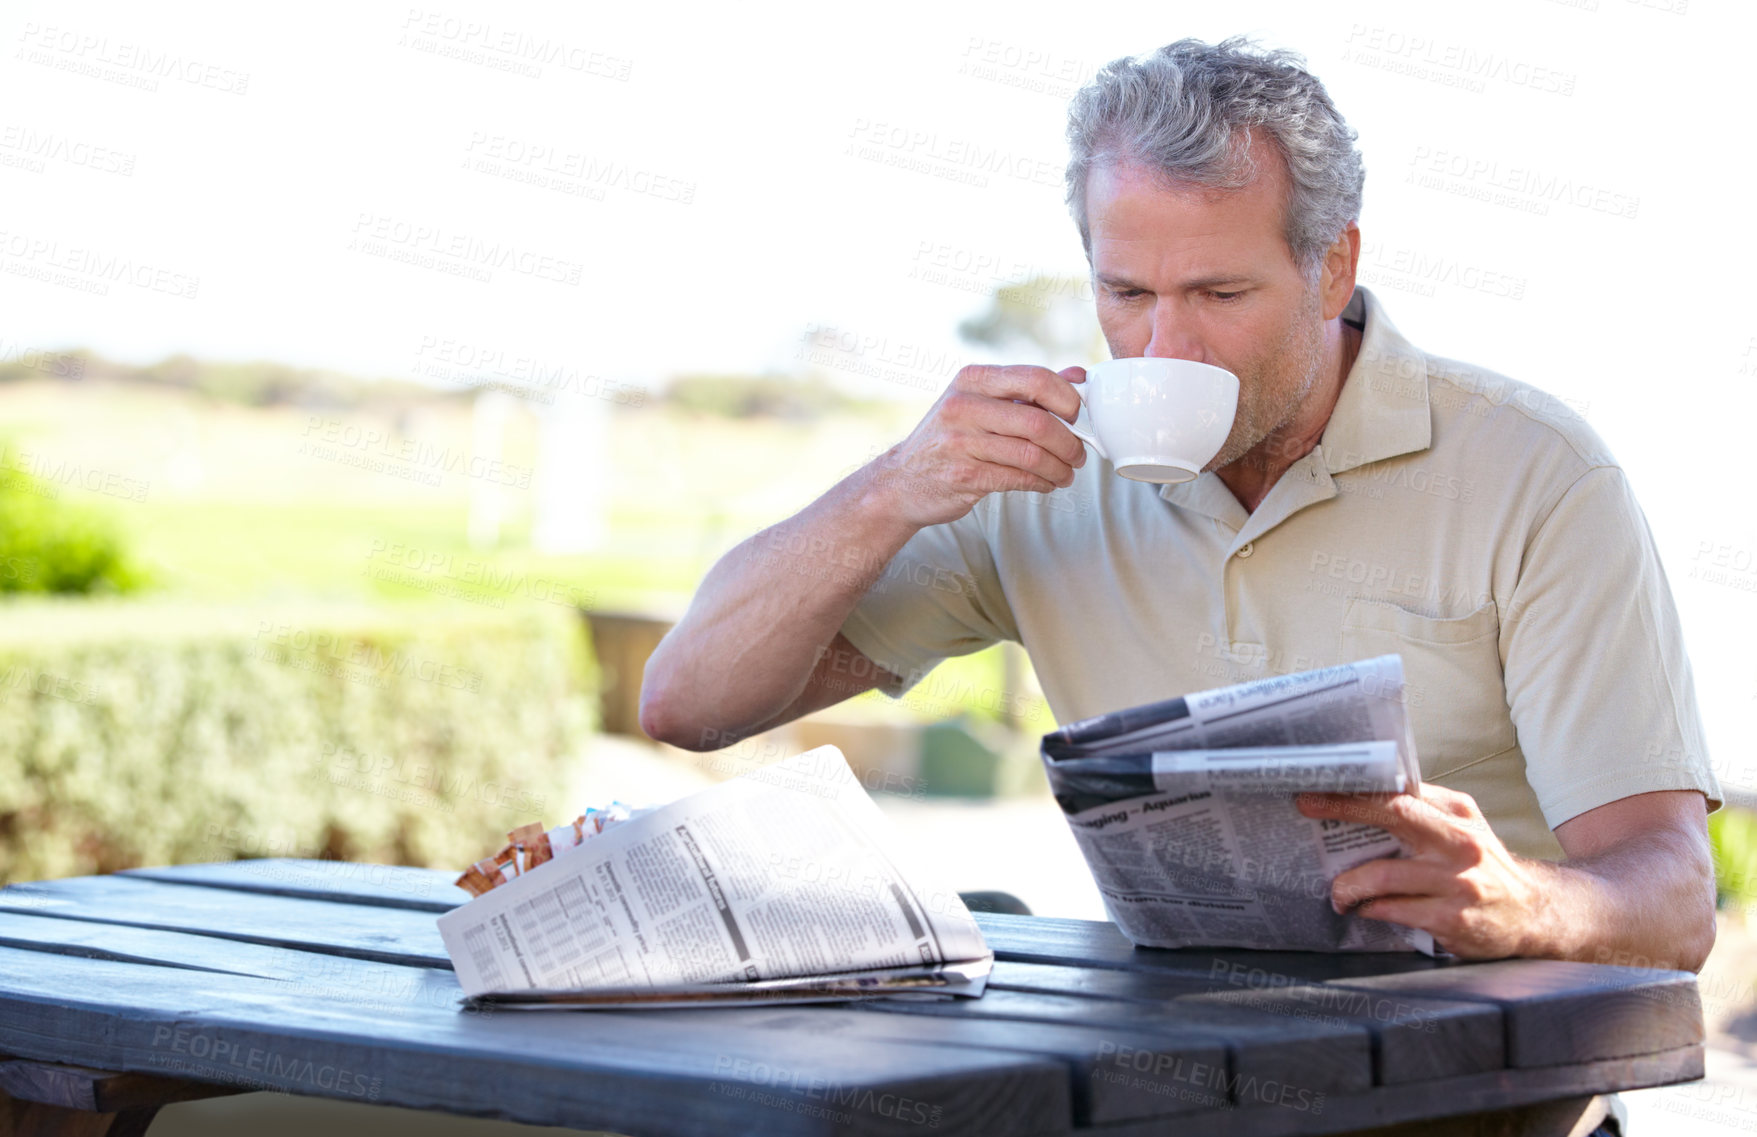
[1320,223,1361,321]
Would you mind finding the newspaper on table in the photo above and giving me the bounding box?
[1041,654,1435,954]
[437,745,993,1009]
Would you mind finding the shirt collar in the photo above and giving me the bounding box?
[1317,285,1432,476]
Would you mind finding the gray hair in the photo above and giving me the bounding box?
[1065,36,1364,278]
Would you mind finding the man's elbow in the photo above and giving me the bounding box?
[1681,914,1717,974]
[1645,836,1717,973]
[636,666,709,752]
[1664,883,1717,973]
[635,686,674,747]
[1677,823,1719,972]
[1681,853,1719,973]
[1656,830,1718,973]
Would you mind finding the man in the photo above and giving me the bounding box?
[640,37,1719,975]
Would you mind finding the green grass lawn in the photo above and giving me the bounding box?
[122,500,708,608]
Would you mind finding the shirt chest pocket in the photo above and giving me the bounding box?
[1339,597,1517,780]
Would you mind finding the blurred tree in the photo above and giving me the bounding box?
[957,274,1107,365]
[0,347,436,410]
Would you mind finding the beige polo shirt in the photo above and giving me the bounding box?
[840,285,1720,861]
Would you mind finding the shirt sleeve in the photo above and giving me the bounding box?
[837,499,1020,696]
[1501,465,1722,829]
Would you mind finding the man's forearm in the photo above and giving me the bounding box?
[639,463,921,748]
[1310,786,1716,968]
[1518,829,1717,972]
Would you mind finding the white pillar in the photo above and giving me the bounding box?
[467,390,512,548]
[532,391,609,554]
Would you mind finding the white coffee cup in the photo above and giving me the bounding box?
[1066,358,1240,484]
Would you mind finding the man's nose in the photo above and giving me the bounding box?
[1143,305,1205,362]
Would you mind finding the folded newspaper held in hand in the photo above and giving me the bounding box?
[436,745,993,1010]
[1042,654,1435,954]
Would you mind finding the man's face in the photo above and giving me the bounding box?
[1085,150,1327,471]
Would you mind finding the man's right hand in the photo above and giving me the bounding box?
[866,363,1091,529]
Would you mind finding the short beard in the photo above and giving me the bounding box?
[1205,284,1326,473]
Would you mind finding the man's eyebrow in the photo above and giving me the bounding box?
[1095,273,1255,291]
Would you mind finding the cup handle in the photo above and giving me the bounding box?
[1066,385,1109,463]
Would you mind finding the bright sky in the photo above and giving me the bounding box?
[6,0,1757,787]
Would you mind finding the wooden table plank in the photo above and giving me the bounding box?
[989,961,1505,1086]
[975,912,1451,980]
[121,860,467,913]
[1320,960,1704,1068]
[0,947,1069,1137]
[1176,987,1502,1088]
[1072,1044,1703,1137]
[0,911,297,979]
[637,1006,1230,1126]
[0,911,473,1019]
[0,876,451,968]
[864,986,1375,1101]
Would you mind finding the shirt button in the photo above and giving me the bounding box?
[1237,543,1255,559]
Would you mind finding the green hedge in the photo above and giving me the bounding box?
[1711,805,1757,912]
[0,456,144,595]
[0,600,595,883]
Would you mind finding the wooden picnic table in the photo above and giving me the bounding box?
[0,859,1705,1136]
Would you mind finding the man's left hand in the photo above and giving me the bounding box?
[1296,784,1546,959]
